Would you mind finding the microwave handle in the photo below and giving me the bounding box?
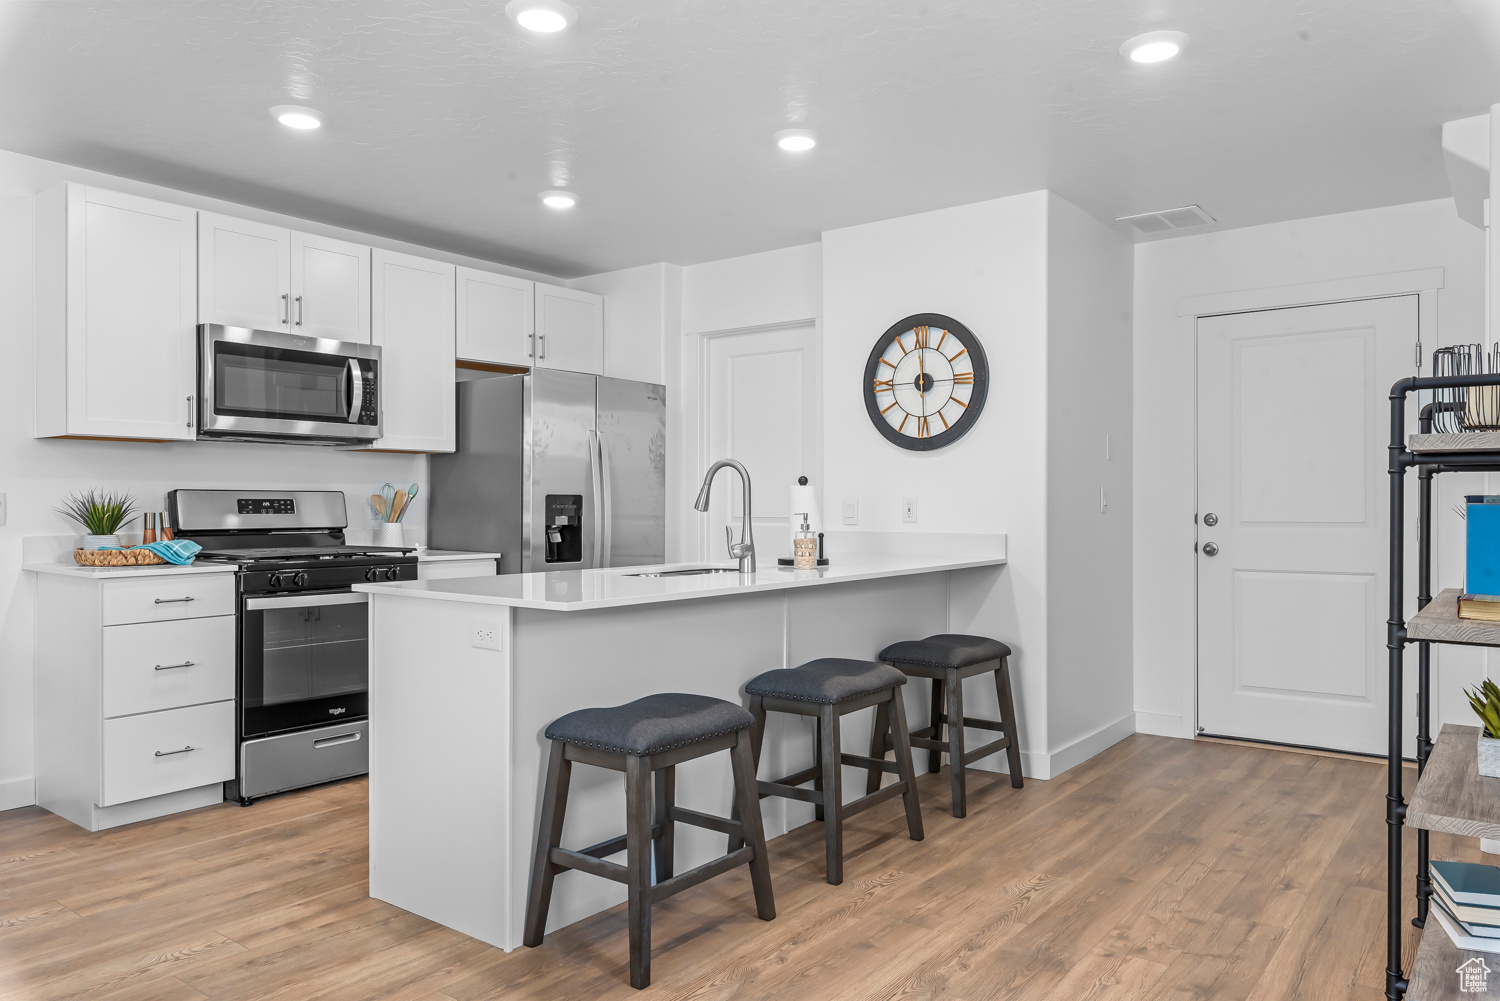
[346,359,363,423]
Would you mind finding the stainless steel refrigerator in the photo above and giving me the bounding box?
[428,371,666,573]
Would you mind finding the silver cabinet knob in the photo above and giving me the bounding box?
[1203,512,1219,527]
[1202,542,1219,557]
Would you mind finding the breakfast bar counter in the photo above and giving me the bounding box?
[355,536,1007,951]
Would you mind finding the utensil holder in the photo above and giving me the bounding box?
[376,523,404,548]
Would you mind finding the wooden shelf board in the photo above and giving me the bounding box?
[1409,920,1500,999]
[1408,591,1500,649]
[1407,724,1500,840]
[1410,432,1500,454]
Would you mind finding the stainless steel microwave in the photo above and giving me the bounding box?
[198,325,381,445]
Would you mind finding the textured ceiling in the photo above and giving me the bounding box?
[0,0,1496,277]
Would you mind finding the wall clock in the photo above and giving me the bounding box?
[864,312,989,451]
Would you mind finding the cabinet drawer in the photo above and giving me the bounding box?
[101,701,234,807]
[102,616,235,718]
[102,574,235,625]
[417,559,499,581]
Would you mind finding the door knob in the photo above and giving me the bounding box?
[1203,512,1219,527]
[1202,542,1219,557]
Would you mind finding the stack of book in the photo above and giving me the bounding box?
[1431,860,1500,952]
[1457,594,1500,622]
[1461,495,1500,620]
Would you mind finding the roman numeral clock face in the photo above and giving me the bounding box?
[864,313,989,451]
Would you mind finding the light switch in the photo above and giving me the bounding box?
[842,498,859,525]
[902,497,918,523]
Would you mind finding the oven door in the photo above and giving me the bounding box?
[199,324,381,443]
[241,590,369,738]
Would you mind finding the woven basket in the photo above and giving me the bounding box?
[74,548,167,567]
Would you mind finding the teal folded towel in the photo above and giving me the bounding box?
[99,540,202,565]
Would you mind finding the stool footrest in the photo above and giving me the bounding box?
[578,825,664,862]
[758,778,824,804]
[840,752,899,773]
[550,847,629,884]
[961,736,1011,766]
[841,780,909,818]
[650,847,755,903]
[668,805,740,836]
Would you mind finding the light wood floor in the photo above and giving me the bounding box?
[0,734,1471,1000]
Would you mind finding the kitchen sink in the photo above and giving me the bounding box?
[628,566,741,578]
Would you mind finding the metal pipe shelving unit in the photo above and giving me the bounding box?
[1386,373,1500,1001]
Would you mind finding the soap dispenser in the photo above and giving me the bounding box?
[792,512,818,569]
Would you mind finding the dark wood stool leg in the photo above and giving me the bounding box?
[653,765,676,881]
[624,754,653,989]
[995,656,1024,789]
[727,695,765,855]
[865,699,890,795]
[946,669,966,818]
[729,728,776,920]
[887,686,924,841]
[813,713,826,823]
[927,677,945,774]
[523,740,572,947]
[818,703,843,885]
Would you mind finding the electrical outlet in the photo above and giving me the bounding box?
[902,497,918,524]
[471,619,502,651]
[842,498,859,525]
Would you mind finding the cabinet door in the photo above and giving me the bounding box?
[371,249,456,452]
[456,267,533,366]
[535,283,604,375]
[291,231,371,342]
[68,186,198,440]
[198,212,292,331]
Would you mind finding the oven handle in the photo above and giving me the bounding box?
[346,359,364,424]
[313,730,363,749]
[245,591,369,610]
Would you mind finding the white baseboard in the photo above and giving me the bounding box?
[1134,711,1190,738]
[1046,713,1138,778]
[0,776,36,812]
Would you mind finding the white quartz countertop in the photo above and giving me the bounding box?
[23,560,236,578]
[354,551,1005,612]
[416,550,504,563]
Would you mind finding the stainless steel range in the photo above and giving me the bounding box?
[166,489,417,805]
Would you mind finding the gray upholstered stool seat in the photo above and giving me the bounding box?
[732,658,923,885]
[745,658,907,704]
[525,693,774,989]
[544,693,754,755]
[878,633,1023,818]
[879,635,1012,671]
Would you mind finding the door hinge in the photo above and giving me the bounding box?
[1415,340,1423,371]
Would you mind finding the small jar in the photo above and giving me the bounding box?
[792,512,817,569]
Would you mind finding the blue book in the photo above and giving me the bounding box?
[1467,496,1500,598]
[1432,860,1500,907]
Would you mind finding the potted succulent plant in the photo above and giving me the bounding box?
[1466,679,1500,778]
[57,489,138,550]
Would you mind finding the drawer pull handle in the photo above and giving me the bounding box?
[154,746,195,757]
[154,661,196,671]
[313,731,362,749]
[154,596,196,604]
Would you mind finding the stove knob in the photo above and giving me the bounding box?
[378,567,393,581]
[267,572,283,589]
[293,572,309,587]
[364,567,377,583]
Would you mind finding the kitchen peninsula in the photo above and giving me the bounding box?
[355,536,1007,950]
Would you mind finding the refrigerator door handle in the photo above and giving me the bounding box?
[598,430,613,567]
[589,429,604,567]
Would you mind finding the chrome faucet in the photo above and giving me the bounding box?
[694,459,756,574]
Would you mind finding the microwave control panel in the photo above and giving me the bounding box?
[356,360,379,426]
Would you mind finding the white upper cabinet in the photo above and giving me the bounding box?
[200,213,370,342]
[291,231,371,342]
[198,213,292,331]
[35,184,198,440]
[456,266,534,366]
[535,282,604,375]
[372,249,456,452]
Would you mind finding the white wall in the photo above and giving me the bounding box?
[0,148,577,809]
[1133,198,1487,740]
[1044,193,1135,762]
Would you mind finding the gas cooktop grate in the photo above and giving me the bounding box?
[197,546,415,562]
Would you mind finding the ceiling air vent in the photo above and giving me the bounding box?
[1115,204,1216,234]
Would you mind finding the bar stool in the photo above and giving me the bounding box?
[732,658,923,885]
[878,634,1023,818]
[523,693,775,990]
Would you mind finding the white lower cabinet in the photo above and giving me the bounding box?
[33,569,238,832]
[417,558,501,581]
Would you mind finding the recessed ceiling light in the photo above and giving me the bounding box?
[1120,30,1189,64]
[540,190,578,209]
[505,0,577,33]
[775,129,819,152]
[270,105,324,130]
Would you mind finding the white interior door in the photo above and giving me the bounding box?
[1196,295,1417,754]
[703,322,820,564]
